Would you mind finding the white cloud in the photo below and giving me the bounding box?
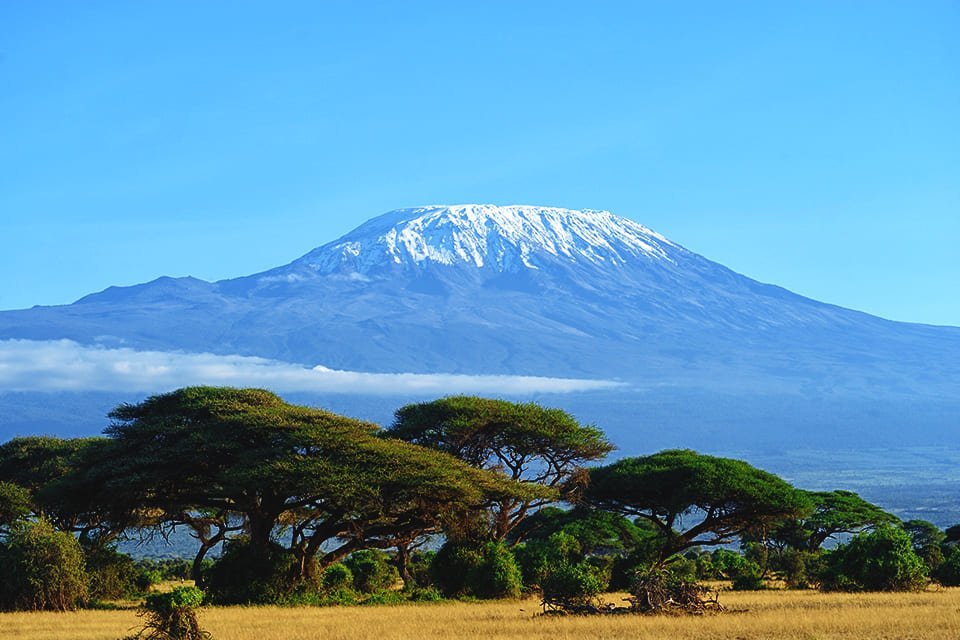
[0,339,624,395]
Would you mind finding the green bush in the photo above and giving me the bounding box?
[541,563,606,610]
[934,546,960,586]
[344,550,400,594]
[0,518,89,611]
[405,550,436,589]
[432,541,522,599]
[84,543,139,600]
[136,569,164,592]
[431,542,484,597]
[125,586,211,640]
[819,525,928,592]
[472,541,523,599]
[514,532,581,589]
[406,586,444,602]
[203,540,315,604]
[321,562,354,591]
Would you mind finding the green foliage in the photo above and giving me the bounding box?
[344,550,400,594]
[405,550,436,588]
[0,481,31,529]
[389,396,607,539]
[933,546,960,586]
[819,524,928,592]
[405,586,444,602]
[903,519,946,572]
[321,562,354,591]
[471,541,523,599]
[0,518,88,611]
[432,540,522,599]
[135,569,164,592]
[83,543,139,600]
[127,586,211,640]
[775,490,899,551]
[203,540,313,605]
[76,385,533,596]
[587,449,810,560]
[514,531,581,588]
[541,562,606,610]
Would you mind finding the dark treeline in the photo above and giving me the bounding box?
[1,386,958,614]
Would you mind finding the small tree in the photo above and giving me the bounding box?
[389,396,611,540]
[586,450,810,562]
[0,518,88,611]
[819,524,928,592]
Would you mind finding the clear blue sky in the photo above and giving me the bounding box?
[2,1,957,325]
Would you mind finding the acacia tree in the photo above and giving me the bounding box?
[765,490,898,552]
[65,387,542,585]
[586,449,811,563]
[0,436,126,544]
[387,396,612,541]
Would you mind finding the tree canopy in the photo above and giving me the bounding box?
[586,449,811,561]
[388,395,611,539]
[62,387,543,583]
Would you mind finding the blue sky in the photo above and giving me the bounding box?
[2,1,957,325]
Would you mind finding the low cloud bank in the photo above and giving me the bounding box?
[0,339,624,395]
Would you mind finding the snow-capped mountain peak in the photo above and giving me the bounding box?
[290,204,681,276]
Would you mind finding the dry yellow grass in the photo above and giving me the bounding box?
[3,588,960,640]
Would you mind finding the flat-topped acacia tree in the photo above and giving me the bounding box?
[387,396,613,541]
[60,387,543,583]
[586,449,811,563]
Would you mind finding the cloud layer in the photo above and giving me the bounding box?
[0,339,623,396]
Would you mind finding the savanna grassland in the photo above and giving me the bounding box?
[3,588,960,640]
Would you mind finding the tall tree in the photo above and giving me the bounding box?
[388,396,611,540]
[586,449,811,562]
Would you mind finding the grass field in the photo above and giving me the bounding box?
[3,588,960,640]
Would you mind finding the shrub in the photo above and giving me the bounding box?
[431,542,484,597]
[135,569,164,593]
[514,532,581,589]
[84,543,139,600]
[344,550,400,594]
[819,525,928,592]
[321,562,354,591]
[124,586,211,640]
[203,539,315,604]
[432,541,522,599]
[405,550,436,589]
[541,563,606,611]
[0,518,88,611]
[472,542,523,599]
[934,546,960,586]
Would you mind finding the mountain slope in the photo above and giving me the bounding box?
[2,204,957,400]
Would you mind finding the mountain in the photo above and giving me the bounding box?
[1,204,959,450]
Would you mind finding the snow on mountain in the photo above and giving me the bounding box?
[282,205,680,277]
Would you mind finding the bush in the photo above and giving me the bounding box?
[84,543,139,600]
[136,569,164,593]
[432,541,522,599]
[472,542,523,599]
[405,550,436,589]
[0,518,88,611]
[321,562,354,591]
[541,563,606,611]
[819,525,928,592]
[514,532,581,589]
[934,546,960,586]
[203,539,315,604]
[344,550,400,594]
[125,586,211,640]
[431,542,484,597]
